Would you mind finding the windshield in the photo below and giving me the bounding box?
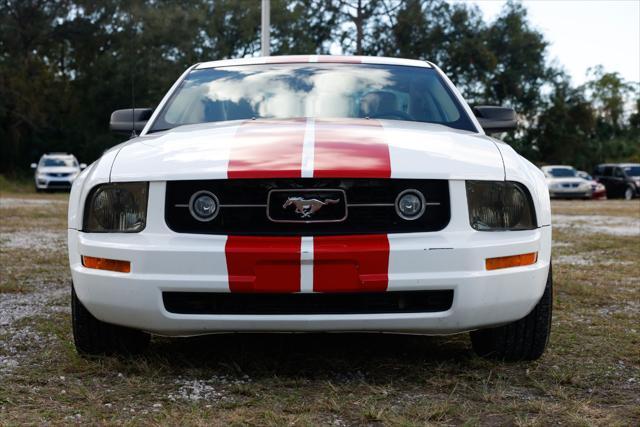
[40,158,77,167]
[549,168,577,178]
[623,165,640,176]
[150,63,477,133]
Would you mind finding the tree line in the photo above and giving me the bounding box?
[1,0,638,174]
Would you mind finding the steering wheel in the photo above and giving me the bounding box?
[370,110,413,120]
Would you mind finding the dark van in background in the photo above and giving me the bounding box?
[593,163,640,200]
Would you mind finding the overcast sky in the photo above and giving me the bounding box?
[467,0,640,86]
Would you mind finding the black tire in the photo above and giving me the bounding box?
[470,265,552,361]
[71,284,150,356]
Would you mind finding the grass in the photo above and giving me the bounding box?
[1,191,638,425]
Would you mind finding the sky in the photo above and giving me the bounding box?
[468,0,640,86]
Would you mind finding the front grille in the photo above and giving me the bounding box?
[165,179,450,235]
[162,290,454,315]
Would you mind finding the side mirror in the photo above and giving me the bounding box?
[110,108,154,136]
[30,163,37,169]
[473,106,517,134]
[80,163,87,170]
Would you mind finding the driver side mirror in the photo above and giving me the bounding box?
[80,163,87,170]
[473,106,517,134]
[30,163,37,169]
[110,108,154,136]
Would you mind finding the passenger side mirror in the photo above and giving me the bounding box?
[30,163,37,169]
[110,108,154,136]
[80,163,87,170]
[473,106,517,134]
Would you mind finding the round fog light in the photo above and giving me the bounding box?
[189,191,219,222]
[395,189,426,220]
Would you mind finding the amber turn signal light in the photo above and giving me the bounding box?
[82,256,131,273]
[486,252,537,271]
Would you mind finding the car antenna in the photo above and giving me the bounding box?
[130,17,137,139]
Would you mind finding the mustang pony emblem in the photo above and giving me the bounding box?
[283,197,340,218]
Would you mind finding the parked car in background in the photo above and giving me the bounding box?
[68,56,553,361]
[593,163,640,200]
[541,165,592,199]
[577,170,606,199]
[31,153,86,192]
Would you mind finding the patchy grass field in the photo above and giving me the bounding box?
[1,192,638,425]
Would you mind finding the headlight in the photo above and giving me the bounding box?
[466,181,536,231]
[84,182,148,232]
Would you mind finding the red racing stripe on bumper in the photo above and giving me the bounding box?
[313,235,390,292]
[312,119,390,178]
[227,119,306,178]
[225,236,302,293]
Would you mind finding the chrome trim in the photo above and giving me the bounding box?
[267,188,348,223]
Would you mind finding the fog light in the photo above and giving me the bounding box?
[189,190,219,222]
[486,252,537,270]
[82,256,130,273]
[395,189,425,220]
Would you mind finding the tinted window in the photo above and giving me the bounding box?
[614,168,625,178]
[40,158,77,167]
[548,168,576,178]
[603,166,614,176]
[623,165,640,176]
[150,63,477,133]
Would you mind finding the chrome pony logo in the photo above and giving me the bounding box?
[282,197,340,218]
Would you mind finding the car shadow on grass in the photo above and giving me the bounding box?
[144,332,475,380]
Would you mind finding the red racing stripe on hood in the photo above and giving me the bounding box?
[313,234,390,292]
[225,236,302,293]
[227,119,306,178]
[312,119,391,178]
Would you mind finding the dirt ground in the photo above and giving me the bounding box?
[0,192,638,425]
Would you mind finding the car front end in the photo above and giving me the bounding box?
[68,56,552,360]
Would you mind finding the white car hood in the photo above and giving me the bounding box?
[109,118,505,181]
[546,177,587,185]
[37,166,78,174]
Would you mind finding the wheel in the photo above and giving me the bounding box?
[470,265,552,361]
[71,283,150,355]
[624,186,634,200]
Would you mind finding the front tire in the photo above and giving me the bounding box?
[71,284,150,356]
[470,265,552,361]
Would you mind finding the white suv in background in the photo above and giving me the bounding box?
[31,153,86,191]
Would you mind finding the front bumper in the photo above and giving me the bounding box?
[36,177,74,190]
[549,188,591,199]
[69,224,552,336]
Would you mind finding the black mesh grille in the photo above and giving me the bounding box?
[165,179,450,235]
[163,290,454,315]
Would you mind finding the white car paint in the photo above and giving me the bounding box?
[541,165,592,199]
[32,153,85,191]
[68,56,552,336]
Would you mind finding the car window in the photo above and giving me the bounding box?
[623,166,640,176]
[548,168,576,178]
[603,166,614,176]
[151,63,477,133]
[40,158,77,167]
[614,168,625,178]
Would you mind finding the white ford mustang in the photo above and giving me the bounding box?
[68,56,552,360]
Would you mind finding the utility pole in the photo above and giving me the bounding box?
[261,0,270,56]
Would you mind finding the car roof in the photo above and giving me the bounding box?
[41,153,74,158]
[196,55,433,70]
[541,165,574,169]
[596,163,640,167]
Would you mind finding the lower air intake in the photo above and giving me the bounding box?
[162,290,454,315]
